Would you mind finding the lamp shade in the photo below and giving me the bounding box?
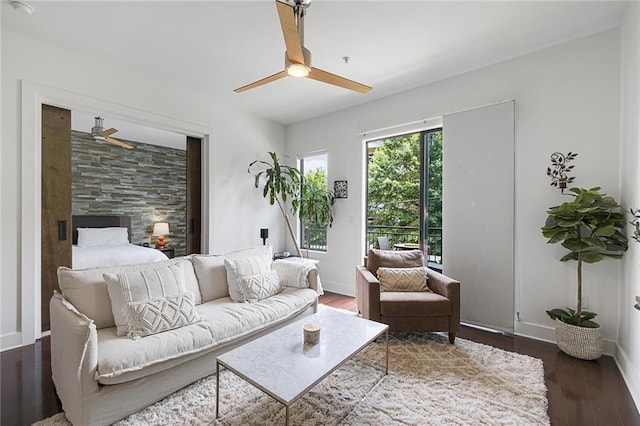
[152,222,169,236]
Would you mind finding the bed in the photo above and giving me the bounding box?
[72,215,169,269]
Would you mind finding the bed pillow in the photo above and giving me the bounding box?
[238,270,281,303]
[224,255,272,302]
[77,227,129,247]
[127,293,200,338]
[377,266,430,292]
[104,262,194,336]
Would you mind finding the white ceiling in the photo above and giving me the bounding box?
[2,0,629,135]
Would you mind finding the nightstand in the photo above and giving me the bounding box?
[156,247,175,259]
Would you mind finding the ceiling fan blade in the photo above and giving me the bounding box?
[308,67,372,94]
[101,128,118,137]
[105,137,134,150]
[234,70,288,93]
[276,0,305,65]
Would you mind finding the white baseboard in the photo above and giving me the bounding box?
[515,320,616,356]
[614,346,640,412]
[321,280,355,297]
[1,332,23,352]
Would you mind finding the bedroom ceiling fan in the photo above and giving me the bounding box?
[234,0,372,94]
[90,116,134,150]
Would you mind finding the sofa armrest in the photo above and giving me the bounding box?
[50,291,100,425]
[272,258,321,293]
[356,266,381,321]
[426,269,460,332]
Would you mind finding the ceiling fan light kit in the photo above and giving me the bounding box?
[90,116,134,150]
[234,0,371,94]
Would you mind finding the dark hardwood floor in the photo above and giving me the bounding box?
[2,292,638,425]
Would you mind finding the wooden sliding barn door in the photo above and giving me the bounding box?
[41,104,72,331]
[186,136,202,254]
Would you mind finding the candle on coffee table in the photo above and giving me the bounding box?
[303,323,320,345]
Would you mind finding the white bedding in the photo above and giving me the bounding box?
[72,244,169,270]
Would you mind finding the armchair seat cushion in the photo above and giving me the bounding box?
[380,291,451,317]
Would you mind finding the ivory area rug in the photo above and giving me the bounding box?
[36,332,549,426]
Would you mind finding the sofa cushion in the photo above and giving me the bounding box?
[239,270,281,302]
[196,287,318,343]
[127,293,201,338]
[366,249,424,275]
[96,287,317,385]
[191,255,229,302]
[224,255,272,302]
[380,291,451,317]
[57,258,201,329]
[104,261,190,336]
[378,266,430,292]
[192,246,274,303]
[96,321,217,385]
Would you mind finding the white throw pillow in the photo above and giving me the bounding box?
[127,293,200,338]
[238,270,281,303]
[104,262,188,336]
[224,255,272,302]
[77,227,129,247]
[377,266,430,292]
[191,255,229,302]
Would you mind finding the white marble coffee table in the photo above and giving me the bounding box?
[215,309,389,425]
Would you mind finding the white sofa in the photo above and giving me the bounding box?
[50,248,320,426]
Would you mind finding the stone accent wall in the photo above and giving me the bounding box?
[71,131,187,256]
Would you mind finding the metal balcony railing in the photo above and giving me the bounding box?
[366,225,442,265]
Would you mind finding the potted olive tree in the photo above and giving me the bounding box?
[541,187,628,360]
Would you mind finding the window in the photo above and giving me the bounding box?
[299,153,329,252]
[366,128,442,270]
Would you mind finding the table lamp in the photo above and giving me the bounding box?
[153,222,170,248]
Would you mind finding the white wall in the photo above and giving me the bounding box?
[1,30,286,350]
[617,2,640,408]
[286,30,621,347]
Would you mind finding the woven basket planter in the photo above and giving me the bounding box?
[555,319,603,360]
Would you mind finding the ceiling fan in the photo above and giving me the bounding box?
[234,0,372,94]
[90,116,134,150]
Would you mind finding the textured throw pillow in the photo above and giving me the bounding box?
[366,248,424,275]
[238,270,281,303]
[224,255,272,302]
[377,266,430,292]
[127,293,200,338]
[104,262,188,336]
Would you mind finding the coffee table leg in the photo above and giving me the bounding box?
[215,361,220,419]
[385,328,389,375]
[285,404,290,426]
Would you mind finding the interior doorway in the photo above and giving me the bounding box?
[40,105,204,331]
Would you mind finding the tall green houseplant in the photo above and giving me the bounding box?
[541,187,628,327]
[295,177,335,257]
[248,152,303,257]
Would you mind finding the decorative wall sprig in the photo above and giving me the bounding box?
[630,208,640,243]
[547,151,578,191]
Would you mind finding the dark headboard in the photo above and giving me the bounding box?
[72,215,132,245]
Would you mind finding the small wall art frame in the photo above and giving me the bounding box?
[334,180,348,199]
